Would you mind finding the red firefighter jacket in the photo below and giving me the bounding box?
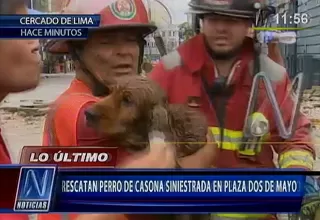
[0,131,29,220]
[149,34,315,170]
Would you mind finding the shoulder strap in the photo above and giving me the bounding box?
[161,50,183,71]
[248,54,286,82]
[45,93,99,146]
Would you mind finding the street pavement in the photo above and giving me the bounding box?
[1,73,74,108]
[1,74,74,162]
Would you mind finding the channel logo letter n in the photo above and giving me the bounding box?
[14,167,56,212]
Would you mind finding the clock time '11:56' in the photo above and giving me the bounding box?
[275,13,310,25]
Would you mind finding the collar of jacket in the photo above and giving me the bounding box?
[177,34,255,86]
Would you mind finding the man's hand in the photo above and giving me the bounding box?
[118,131,176,168]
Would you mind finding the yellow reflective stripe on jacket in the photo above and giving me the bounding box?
[210,127,242,149]
[209,127,264,156]
[279,150,314,169]
[251,112,266,119]
[213,213,271,219]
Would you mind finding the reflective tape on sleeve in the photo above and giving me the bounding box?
[279,150,314,170]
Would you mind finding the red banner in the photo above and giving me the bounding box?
[20,146,118,167]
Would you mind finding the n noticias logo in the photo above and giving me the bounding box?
[14,166,56,212]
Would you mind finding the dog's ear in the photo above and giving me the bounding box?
[149,105,174,145]
[150,105,170,133]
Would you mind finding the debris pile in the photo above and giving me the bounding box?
[0,99,50,117]
[301,86,320,128]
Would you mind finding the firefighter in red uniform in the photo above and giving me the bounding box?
[0,0,41,220]
[150,0,315,219]
[40,0,216,219]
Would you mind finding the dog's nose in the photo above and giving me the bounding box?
[84,109,101,123]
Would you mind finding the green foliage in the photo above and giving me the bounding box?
[178,22,194,41]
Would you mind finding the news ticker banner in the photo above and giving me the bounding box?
[0,166,313,213]
[0,15,100,39]
[6,146,318,213]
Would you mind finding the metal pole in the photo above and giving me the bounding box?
[292,0,298,77]
[48,0,52,12]
[145,0,152,21]
[30,0,34,9]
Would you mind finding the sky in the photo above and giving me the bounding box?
[160,0,189,24]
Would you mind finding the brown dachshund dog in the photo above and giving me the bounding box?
[85,75,210,220]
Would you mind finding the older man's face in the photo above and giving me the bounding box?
[80,30,141,81]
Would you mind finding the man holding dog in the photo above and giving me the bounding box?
[40,0,216,219]
[150,0,315,219]
[40,0,316,220]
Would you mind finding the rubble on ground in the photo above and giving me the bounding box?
[301,86,320,129]
[0,99,50,117]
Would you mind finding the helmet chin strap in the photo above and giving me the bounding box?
[69,45,110,97]
[138,39,147,74]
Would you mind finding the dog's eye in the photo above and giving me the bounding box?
[121,96,133,106]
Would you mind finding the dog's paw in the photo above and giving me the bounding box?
[148,130,166,144]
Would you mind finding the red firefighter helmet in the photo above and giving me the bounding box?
[45,0,157,54]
